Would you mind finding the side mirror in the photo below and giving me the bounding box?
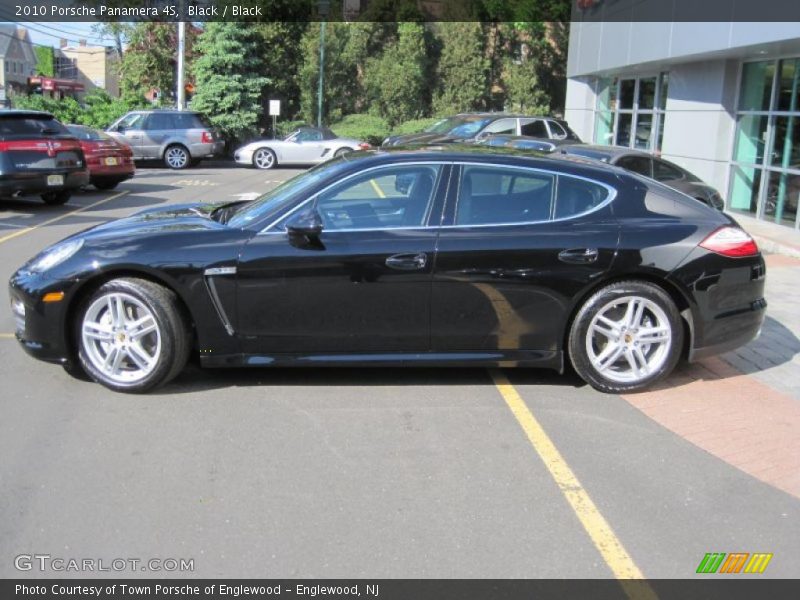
[286,209,323,238]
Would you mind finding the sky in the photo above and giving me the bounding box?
[1,21,116,49]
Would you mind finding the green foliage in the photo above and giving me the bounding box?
[34,47,54,77]
[501,57,550,115]
[276,119,309,139]
[11,94,82,124]
[190,23,271,143]
[120,23,180,103]
[330,113,389,146]
[432,22,490,115]
[390,117,441,136]
[256,23,308,124]
[362,23,428,128]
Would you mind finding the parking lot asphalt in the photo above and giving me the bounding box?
[1,163,798,581]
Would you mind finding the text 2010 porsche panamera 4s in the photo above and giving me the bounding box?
[9,147,766,394]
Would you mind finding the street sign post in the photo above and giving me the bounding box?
[269,100,281,139]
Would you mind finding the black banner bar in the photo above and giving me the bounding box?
[4,580,800,600]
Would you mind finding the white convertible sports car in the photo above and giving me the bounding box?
[234,127,370,170]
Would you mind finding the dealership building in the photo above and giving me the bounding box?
[565,21,800,231]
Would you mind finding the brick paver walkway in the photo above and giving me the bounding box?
[622,253,800,499]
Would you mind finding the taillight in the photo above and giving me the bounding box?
[358,142,372,150]
[201,131,214,143]
[699,226,759,258]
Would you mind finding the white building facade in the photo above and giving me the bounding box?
[565,21,800,231]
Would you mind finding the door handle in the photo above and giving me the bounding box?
[128,135,141,140]
[385,252,427,271]
[558,248,599,264]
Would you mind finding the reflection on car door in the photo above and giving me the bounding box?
[141,113,173,159]
[235,163,448,355]
[431,164,619,359]
[283,130,325,164]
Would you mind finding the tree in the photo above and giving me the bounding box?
[34,46,54,77]
[362,23,429,127]
[190,23,270,143]
[119,23,178,103]
[256,22,308,128]
[432,22,490,115]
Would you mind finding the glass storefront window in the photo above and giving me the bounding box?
[639,78,656,110]
[658,73,669,110]
[620,79,635,110]
[739,61,775,112]
[771,116,800,169]
[616,113,633,146]
[594,112,615,145]
[729,165,762,217]
[733,114,769,164]
[634,113,653,150]
[777,58,799,113]
[764,170,800,226]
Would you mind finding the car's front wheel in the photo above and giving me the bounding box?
[568,281,683,393]
[76,278,191,393]
[253,148,276,169]
[334,147,353,157]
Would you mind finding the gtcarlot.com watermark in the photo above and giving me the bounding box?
[14,554,194,573]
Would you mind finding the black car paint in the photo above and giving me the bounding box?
[9,149,766,374]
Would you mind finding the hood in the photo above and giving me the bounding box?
[75,202,231,241]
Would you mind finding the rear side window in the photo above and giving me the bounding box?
[455,166,554,225]
[0,115,68,139]
[616,155,652,177]
[547,120,568,139]
[653,159,684,182]
[554,177,612,219]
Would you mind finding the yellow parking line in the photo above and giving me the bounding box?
[490,369,656,598]
[0,191,128,245]
[369,179,386,198]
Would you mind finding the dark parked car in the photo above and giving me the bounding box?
[0,110,89,205]
[559,144,724,210]
[382,113,581,147]
[476,134,575,153]
[10,147,765,394]
[66,125,135,190]
[106,109,223,170]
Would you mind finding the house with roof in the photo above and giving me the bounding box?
[0,24,37,106]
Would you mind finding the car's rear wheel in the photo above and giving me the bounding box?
[41,191,71,205]
[164,145,190,170]
[253,148,276,170]
[568,281,683,393]
[77,278,190,393]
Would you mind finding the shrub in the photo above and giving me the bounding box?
[330,113,389,146]
[390,117,441,136]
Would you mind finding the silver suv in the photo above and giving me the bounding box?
[107,110,223,169]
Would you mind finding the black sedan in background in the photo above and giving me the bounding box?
[558,144,725,210]
[9,147,765,393]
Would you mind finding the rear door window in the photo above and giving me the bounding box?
[481,118,518,136]
[144,113,174,131]
[520,119,549,138]
[455,165,555,225]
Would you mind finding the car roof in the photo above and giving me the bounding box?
[454,112,554,119]
[127,109,202,115]
[0,109,56,118]
[560,144,650,159]
[339,144,629,183]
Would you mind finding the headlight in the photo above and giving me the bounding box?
[27,239,84,273]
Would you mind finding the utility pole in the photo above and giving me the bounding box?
[176,20,186,111]
[317,1,330,127]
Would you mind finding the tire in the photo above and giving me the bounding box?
[164,145,191,170]
[93,179,120,191]
[41,191,71,205]
[334,147,354,157]
[76,278,191,393]
[568,280,683,394]
[252,147,276,170]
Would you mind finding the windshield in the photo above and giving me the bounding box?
[226,159,349,229]
[424,116,493,137]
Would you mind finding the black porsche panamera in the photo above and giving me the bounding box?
[9,147,766,393]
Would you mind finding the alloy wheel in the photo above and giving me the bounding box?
[165,146,189,169]
[585,295,672,384]
[254,149,275,169]
[81,292,162,384]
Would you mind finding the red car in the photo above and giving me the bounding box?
[66,124,135,190]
